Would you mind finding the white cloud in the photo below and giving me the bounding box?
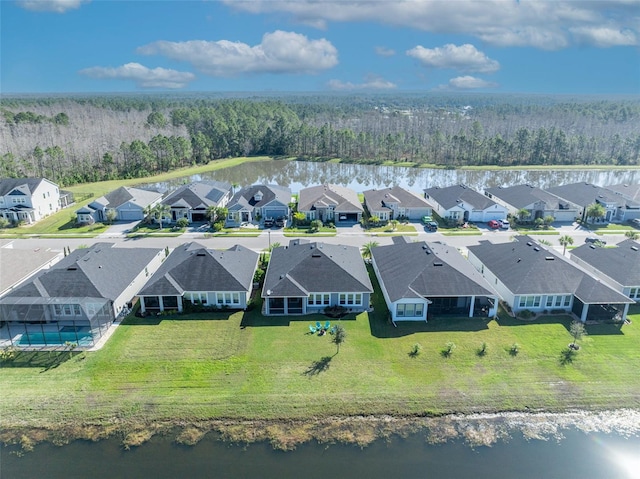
[327,74,396,91]
[223,0,640,49]
[442,76,499,90]
[375,46,396,57]
[137,31,338,76]
[17,0,88,13]
[570,26,637,47]
[407,44,499,73]
[79,63,195,89]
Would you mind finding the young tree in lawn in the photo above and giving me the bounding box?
[569,320,587,349]
[332,325,346,355]
[559,235,574,255]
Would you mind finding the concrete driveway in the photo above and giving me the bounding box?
[97,220,140,238]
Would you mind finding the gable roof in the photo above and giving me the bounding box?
[606,183,640,205]
[298,184,363,213]
[485,184,572,210]
[0,178,50,197]
[363,186,432,212]
[0,247,62,296]
[262,241,372,298]
[546,182,631,208]
[424,184,497,210]
[468,236,632,303]
[138,242,258,296]
[372,239,497,302]
[1,243,161,302]
[162,181,232,209]
[227,184,291,211]
[92,186,162,210]
[571,239,640,286]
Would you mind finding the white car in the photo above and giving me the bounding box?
[499,220,510,229]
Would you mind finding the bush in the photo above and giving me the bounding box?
[324,305,347,318]
[517,309,535,319]
[0,217,9,229]
[409,343,422,357]
[477,342,488,357]
[442,341,456,357]
[176,217,189,228]
[510,343,520,356]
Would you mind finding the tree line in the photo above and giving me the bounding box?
[0,95,638,186]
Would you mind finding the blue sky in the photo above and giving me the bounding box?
[1,0,639,94]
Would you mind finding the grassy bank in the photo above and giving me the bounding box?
[2,279,639,437]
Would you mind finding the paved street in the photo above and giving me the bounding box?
[1,221,629,258]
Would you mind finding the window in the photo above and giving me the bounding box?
[630,288,640,300]
[232,293,240,304]
[191,292,208,305]
[519,296,541,308]
[339,293,363,306]
[563,295,571,307]
[215,292,235,305]
[73,304,81,315]
[396,303,424,318]
[54,305,63,315]
[308,294,329,305]
[12,197,26,204]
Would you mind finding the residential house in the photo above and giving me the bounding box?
[0,244,63,297]
[371,237,498,322]
[424,184,507,223]
[137,242,258,314]
[0,178,62,225]
[607,183,640,222]
[297,184,364,224]
[225,184,291,227]
[262,240,373,315]
[467,236,633,322]
[76,186,163,224]
[570,239,640,302]
[161,180,233,223]
[0,243,164,348]
[484,184,578,222]
[362,186,433,221]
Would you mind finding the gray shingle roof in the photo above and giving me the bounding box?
[363,186,432,212]
[607,183,640,205]
[468,236,632,303]
[372,240,497,302]
[298,184,363,213]
[0,178,49,196]
[227,184,291,211]
[262,241,372,298]
[571,239,640,286]
[162,181,232,209]
[92,186,162,209]
[138,242,258,296]
[546,182,628,208]
[485,184,571,210]
[424,184,497,210]
[2,243,161,301]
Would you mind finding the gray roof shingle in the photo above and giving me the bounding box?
[571,239,640,286]
[227,184,291,211]
[92,186,162,209]
[485,184,571,210]
[546,182,632,208]
[0,178,49,196]
[298,184,363,213]
[424,184,497,210]
[363,186,432,212]
[372,240,497,302]
[162,181,232,209]
[262,241,372,298]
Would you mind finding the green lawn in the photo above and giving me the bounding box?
[2,277,640,430]
[364,223,417,235]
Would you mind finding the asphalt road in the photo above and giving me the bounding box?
[1,221,627,257]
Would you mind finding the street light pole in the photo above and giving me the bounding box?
[268,230,271,250]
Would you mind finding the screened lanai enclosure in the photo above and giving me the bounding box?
[0,297,115,349]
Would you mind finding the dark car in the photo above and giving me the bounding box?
[263,217,274,228]
[585,236,606,245]
[425,221,438,232]
[275,217,286,228]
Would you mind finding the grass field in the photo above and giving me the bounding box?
[2,268,639,432]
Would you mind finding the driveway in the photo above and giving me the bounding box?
[97,220,140,238]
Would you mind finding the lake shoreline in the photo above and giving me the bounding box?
[3,408,640,453]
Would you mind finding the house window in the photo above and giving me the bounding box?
[308,294,329,305]
[563,295,571,307]
[191,292,208,305]
[630,288,640,300]
[339,293,363,306]
[518,296,541,308]
[12,197,26,204]
[396,303,424,318]
[232,293,240,304]
[216,292,234,305]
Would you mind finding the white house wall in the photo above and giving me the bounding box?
[113,250,165,316]
[31,180,61,220]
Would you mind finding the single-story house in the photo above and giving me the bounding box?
[297,184,364,224]
[570,239,640,302]
[0,243,165,348]
[76,186,163,224]
[549,182,640,223]
[484,184,578,222]
[262,240,373,315]
[225,184,291,227]
[467,236,634,322]
[424,184,507,223]
[137,242,259,313]
[371,237,498,322]
[0,177,62,225]
[161,180,233,223]
[362,186,433,221]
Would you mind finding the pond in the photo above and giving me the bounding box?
[139,160,640,194]
[3,426,639,479]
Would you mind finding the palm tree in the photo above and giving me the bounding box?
[559,235,574,255]
[625,230,639,240]
[517,208,530,223]
[586,203,605,224]
[389,219,399,231]
[362,241,379,259]
[153,204,171,230]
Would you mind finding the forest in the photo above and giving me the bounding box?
[0,93,638,187]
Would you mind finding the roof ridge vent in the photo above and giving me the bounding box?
[631,246,638,251]
[433,261,443,266]
[533,247,540,251]
[526,241,533,246]
[545,256,555,261]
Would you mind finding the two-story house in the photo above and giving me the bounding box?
[0,178,61,225]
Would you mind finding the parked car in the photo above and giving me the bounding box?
[339,215,347,221]
[499,219,510,229]
[585,236,606,245]
[630,218,640,228]
[263,217,274,228]
[275,217,286,228]
[488,220,500,229]
[425,221,438,232]
[421,215,433,224]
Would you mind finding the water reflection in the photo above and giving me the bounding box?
[140,160,640,194]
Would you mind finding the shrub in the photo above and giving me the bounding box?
[176,217,189,229]
[477,342,488,357]
[510,343,520,356]
[442,341,456,357]
[409,343,422,357]
[517,309,535,319]
[0,217,9,229]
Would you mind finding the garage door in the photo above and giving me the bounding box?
[265,208,287,218]
[119,209,142,221]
